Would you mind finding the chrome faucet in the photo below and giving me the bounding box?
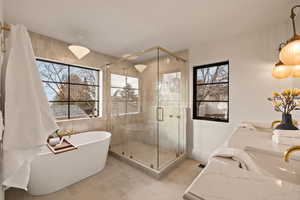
[283,146,300,162]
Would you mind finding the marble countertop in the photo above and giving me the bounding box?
[184,124,300,200]
[228,126,300,159]
[184,159,300,200]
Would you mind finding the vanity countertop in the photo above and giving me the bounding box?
[184,125,300,200]
[227,126,300,158]
[184,159,300,200]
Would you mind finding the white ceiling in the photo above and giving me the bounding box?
[4,0,296,57]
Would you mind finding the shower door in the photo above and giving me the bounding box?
[109,50,160,169]
[157,50,182,169]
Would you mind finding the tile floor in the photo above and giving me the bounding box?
[6,156,201,200]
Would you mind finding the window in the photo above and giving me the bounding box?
[159,72,181,105]
[110,73,139,115]
[193,61,229,122]
[37,59,101,120]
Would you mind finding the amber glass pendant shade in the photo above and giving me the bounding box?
[279,36,300,65]
[292,65,300,77]
[272,61,292,79]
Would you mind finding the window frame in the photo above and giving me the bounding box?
[36,58,101,120]
[193,60,229,123]
[110,73,140,115]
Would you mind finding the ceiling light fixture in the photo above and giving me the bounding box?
[68,45,90,60]
[134,64,147,73]
[279,5,300,65]
[292,65,300,78]
[122,54,138,60]
[273,44,293,79]
[166,57,171,64]
[272,61,292,79]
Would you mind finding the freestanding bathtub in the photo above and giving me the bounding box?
[28,131,111,196]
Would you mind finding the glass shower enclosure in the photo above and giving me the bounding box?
[107,47,187,175]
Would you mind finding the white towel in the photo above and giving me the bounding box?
[1,25,58,190]
[3,25,58,150]
[209,147,262,174]
[272,134,300,146]
[1,149,38,190]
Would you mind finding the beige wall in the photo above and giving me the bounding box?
[30,32,118,69]
[29,32,117,133]
[0,0,4,198]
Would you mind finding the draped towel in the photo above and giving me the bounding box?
[209,147,262,175]
[1,24,58,190]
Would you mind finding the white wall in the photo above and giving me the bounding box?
[0,0,2,21]
[0,0,3,104]
[188,22,294,162]
[0,0,4,198]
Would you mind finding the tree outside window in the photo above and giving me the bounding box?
[193,61,229,122]
[37,59,100,120]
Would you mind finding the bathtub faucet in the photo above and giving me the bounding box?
[57,129,75,137]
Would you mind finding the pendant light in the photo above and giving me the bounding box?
[272,61,292,79]
[68,45,90,60]
[134,64,147,73]
[292,65,300,77]
[279,5,300,65]
[273,43,292,79]
[68,35,90,60]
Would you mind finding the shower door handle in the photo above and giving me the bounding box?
[157,107,164,121]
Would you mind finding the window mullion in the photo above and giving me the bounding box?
[68,65,70,119]
[197,82,229,86]
[97,70,100,117]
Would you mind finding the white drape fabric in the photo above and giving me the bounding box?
[0,24,58,190]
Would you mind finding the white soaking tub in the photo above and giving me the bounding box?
[28,131,111,196]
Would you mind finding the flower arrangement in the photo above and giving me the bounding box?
[268,89,300,114]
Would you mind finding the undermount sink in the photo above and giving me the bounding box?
[245,147,300,185]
